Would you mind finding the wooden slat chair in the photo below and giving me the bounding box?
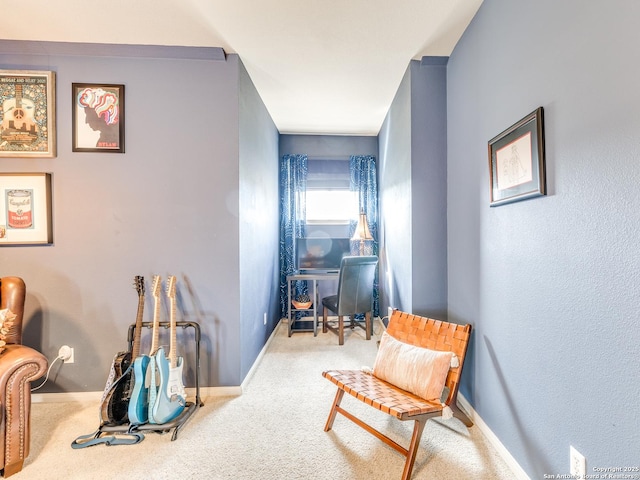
[322,310,473,480]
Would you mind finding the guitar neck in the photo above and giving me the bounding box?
[150,275,162,354]
[167,275,178,368]
[131,293,145,358]
[150,297,160,354]
[131,276,145,359]
[169,295,177,368]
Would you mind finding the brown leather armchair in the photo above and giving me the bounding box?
[0,277,48,477]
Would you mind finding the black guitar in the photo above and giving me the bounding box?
[98,276,145,425]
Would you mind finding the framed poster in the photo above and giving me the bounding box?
[72,83,125,153]
[0,70,56,158]
[0,173,53,246]
[488,107,546,206]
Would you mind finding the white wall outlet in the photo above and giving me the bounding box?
[263,312,267,325]
[570,445,586,478]
[59,345,74,363]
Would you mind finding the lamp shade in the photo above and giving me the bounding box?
[351,210,373,241]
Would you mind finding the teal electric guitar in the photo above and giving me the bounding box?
[146,275,164,424]
[127,275,151,424]
[150,275,186,424]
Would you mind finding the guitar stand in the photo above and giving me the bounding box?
[72,321,204,448]
[124,320,205,441]
[71,424,145,448]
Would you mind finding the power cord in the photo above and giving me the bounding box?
[372,315,389,336]
[31,354,64,392]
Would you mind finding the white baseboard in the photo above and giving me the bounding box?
[240,319,282,390]
[32,385,242,404]
[32,391,103,404]
[457,393,530,480]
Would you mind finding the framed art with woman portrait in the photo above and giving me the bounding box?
[72,83,125,153]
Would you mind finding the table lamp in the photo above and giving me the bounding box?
[351,209,373,255]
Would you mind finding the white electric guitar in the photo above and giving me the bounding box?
[150,275,186,424]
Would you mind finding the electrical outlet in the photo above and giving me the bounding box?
[263,312,267,325]
[570,445,586,478]
[59,345,74,363]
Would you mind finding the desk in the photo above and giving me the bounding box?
[287,271,339,337]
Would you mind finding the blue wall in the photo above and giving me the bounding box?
[279,134,377,161]
[378,59,449,320]
[238,60,280,380]
[0,41,279,390]
[447,0,640,475]
[410,58,448,319]
[379,66,412,316]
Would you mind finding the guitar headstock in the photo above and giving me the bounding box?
[166,275,177,300]
[152,275,162,299]
[133,275,145,296]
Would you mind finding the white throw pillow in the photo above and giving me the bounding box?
[373,331,456,401]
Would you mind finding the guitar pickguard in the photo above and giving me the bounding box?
[149,347,186,424]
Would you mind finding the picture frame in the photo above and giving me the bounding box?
[0,70,56,158]
[0,173,53,246]
[72,83,125,153]
[488,107,546,206]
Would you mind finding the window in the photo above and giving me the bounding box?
[306,189,356,224]
[305,159,355,224]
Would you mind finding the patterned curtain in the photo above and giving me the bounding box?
[279,154,308,318]
[349,155,379,316]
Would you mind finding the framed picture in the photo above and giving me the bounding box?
[0,173,53,246]
[0,70,56,158]
[72,83,125,153]
[488,107,546,206]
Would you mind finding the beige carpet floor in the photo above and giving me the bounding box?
[18,321,515,479]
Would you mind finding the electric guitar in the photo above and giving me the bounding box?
[99,276,144,425]
[127,276,150,424]
[150,275,186,424]
[146,275,163,424]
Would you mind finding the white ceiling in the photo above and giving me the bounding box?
[0,0,483,135]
